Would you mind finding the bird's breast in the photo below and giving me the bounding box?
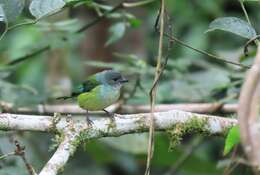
[77,85,121,111]
[100,85,121,105]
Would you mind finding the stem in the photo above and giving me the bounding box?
[76,3,123,33]
[163,32,250,69]
[145,1,165,175]
[123,0,156,8]
[0,152,15,160]
[7,46,50,65]
[239,0,252,26]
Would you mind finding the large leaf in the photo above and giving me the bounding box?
[29,0,66,19]
[0,80,42,107]
[223,125,240,155]
[207,17,257,39]
[106,22,126,46]
[0,0,24,22]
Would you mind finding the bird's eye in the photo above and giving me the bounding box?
[112,78,119,81]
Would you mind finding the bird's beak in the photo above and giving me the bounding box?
[119,78,128,83]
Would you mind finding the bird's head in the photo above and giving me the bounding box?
[97,70,128,86]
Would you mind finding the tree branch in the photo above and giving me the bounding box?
[0,102,238,114]
[238,44,260,170]
[0,110,236,137]
[0,110,237,175]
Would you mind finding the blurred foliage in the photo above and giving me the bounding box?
[0,0,259,174]
[223,125,240,156]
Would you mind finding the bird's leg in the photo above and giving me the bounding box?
[103,109,115,122]
[85,110,93,127]
[103,109,116,130]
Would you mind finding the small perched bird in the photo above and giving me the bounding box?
[57,70,128,125]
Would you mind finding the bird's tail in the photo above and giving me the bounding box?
[56,96,73,100]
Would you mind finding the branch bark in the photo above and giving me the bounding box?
[0,110,237,175]
[0,102,238,114]
[238,44,260,170]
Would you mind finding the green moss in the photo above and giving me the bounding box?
[166,116,209,151]
[134,115,147,133]
[0,124,9,131]
[71,128,92,150]
[166,124,183,150]
[48,113,62,133]
[49,133,64,151]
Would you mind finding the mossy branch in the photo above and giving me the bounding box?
[0,110,237,175]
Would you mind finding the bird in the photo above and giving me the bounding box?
[57,70,128,125]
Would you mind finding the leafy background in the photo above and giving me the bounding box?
[0,0,259,174]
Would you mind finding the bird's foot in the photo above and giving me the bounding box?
[85,115,93,127]
[103,109,115,122]
[103,109,116,129]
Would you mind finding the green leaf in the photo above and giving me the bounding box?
[206,17,257,39]
[0,167,27,175]
[223,125,240,155]
[0,80,42,107]
[0,0,24,22]
[128,18,142,28]
[105,22,126,46]
[29,0,66,19]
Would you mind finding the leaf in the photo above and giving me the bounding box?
[29,0,66,19]
[223,125,240,155]
[0,167,27,175]
[0,80,42,107]
[206,17,257,39]
[105,22,126,46]
[0,0,24,22]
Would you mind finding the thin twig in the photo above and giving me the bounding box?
[0,151,15,160]
[164,137,203,175]
[239,0,259,46]
[123,0,156,8]
[163,32,250,69]
[145,1,165,175]
[7,46,50,66]
[76,3,124,33]
[7,20,38,32]
[223,146,238,175]
[14,140,37,175]
[239,0,252,26]
[244,35,260,56]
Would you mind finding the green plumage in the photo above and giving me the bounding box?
[77,85,121,111]
[57,70,128,112]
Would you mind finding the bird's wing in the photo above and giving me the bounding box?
[57,75,101,100]
[72,75,101,96]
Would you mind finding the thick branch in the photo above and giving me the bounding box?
[0,110,237,136]
[0,110,237,175]
[39,119,83,175]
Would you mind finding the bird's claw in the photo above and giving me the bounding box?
[86,116,93,127]
[103,109,115,121]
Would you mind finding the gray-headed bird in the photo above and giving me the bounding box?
[57,70,128,125]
